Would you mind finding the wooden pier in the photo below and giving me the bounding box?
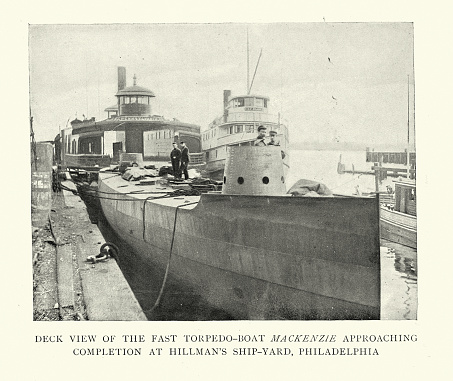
[337,149,416,194]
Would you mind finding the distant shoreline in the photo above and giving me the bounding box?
[291,142,410,152]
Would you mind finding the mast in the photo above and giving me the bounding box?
[247,28,250,94]
[413,73,416,151]
[30,107,37,170]
[248,48,262,95]
[406,75,410,178]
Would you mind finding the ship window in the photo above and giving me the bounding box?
[223,176,226,184]
[236,98,244,107]
[235,125,243,133]
[255,98,264,107]
[245,98,253,107]
[229,126,234,134]
[263,99,268,107]
[262,176,269,185]
[237,177,244,185]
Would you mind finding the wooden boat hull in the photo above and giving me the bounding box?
[380,206,417,249]
[99,175,381,320]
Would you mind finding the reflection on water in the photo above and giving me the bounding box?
[380,241,417,320]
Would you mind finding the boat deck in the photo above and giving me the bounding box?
[100,172,200,210]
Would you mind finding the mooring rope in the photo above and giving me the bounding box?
[144,200,199,314]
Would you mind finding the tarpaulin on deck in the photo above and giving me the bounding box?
[287,179,333,197]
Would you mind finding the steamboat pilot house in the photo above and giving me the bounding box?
[60,67,202,168]
[202,90,289,175]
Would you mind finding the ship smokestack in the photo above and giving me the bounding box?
[222,146,286,196]
[223,90,231,108]
[223,90,231,122]
[118,67,126,91]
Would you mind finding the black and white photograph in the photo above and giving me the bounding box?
[2,2,452,379]
[30,22,416,322]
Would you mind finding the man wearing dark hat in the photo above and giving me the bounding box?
[267,130,286,159]
[254,125,267,146]
[267,131,280,146]
[179,141,190,180]
[170,141,181,179]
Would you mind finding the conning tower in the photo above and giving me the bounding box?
[222,146,286,196]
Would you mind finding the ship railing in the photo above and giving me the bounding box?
[189,152,205,165]
[64,153,111,169]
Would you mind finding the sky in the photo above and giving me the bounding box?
[3,3,453,378]
[29,23,414,147]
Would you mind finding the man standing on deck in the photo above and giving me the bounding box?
[170,142,181,179]
[254,125,267,146]
[180,141,190,180]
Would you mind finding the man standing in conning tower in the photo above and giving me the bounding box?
[254,125,267,146]
[267,130,280,146]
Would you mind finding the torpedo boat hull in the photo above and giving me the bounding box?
[98,173,381,320]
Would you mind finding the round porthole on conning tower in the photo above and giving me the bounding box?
[223,176,226,184]
[262,176,269,184]
[237,177,244,184]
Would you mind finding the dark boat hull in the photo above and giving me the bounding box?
[99,175,381,320]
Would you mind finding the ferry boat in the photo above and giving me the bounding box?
[380,178,417,249]
[98,145,381,320]
[58,67,203,171]
[202,90,289,178]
